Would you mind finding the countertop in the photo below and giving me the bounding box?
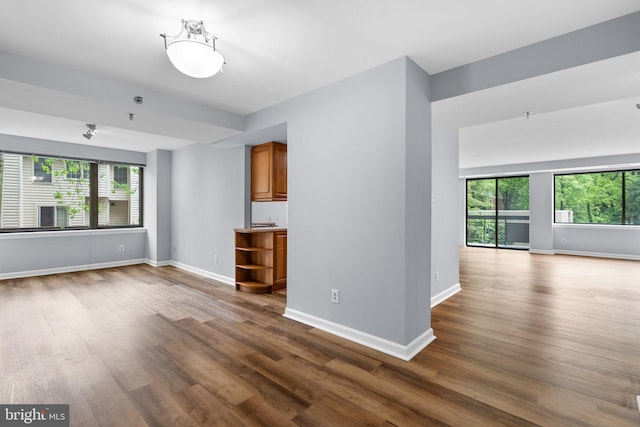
[234,227,288,233]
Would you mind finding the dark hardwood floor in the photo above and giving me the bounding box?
[1,248,639,426]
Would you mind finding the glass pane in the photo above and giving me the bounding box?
[0,155,90,230]
[555,172,622,224]
[466,179,496,247]
[625,170,640,225]
[56,206,68,228]
[497,177,529,249]
[40,206,55,227]
[99,164,141,226]
[32,157,53,183]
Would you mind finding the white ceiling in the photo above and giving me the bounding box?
[0,0,639,164]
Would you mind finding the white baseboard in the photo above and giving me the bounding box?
[431,283,461,308]
[529,249,555,255]
[145,259,172,267]
[169,261,235,287]
[0,258,146,281]
[554,249,640,261]
[283,308,436,361]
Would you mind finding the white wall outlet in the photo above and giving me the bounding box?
[561,238,567,244]
[435,271,440,281]
[213,255,219,264]
[119,244,125,252]
[331,289,340,304]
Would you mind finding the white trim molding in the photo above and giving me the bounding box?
[283,308,436,361]
[0,259,146,281]
[529,249,555,255]
[431,283,461,308]
[145,259,172,268]
[553,249,640,261]
[169,261,235,287]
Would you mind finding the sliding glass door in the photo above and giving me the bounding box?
[466,176,530,249]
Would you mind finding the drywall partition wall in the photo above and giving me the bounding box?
[529,173,554,254]
[145,150,172,265]
[431,129,461,305]
[404,59,432,335]
[170,143,245,284]
[0,135,148,278]
[241,57,434,359]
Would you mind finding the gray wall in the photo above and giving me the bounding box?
[432,129,460,297]
[529,172,554,253]
[554,224,640,259]
[171,143,245,279]
[0,229,146,278]
[236,57,433,346]
[145,150,172,264]
[0,135,148,278]
[403,58,432,339]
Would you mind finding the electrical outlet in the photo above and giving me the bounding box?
[435,271,440,281]
[331,289,340,304]
[561,238,567,244]
[213,255,219,264]
[119,244,125,252]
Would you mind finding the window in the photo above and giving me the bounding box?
[466,176,529,249]
[0,152,143,231]
[625,170,640,225]
[554,170,638,225]
[39,206,68,228]
[65,161,88,179]
[33,157,52,183]
[113,166,128,185]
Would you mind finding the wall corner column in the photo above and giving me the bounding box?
[529,172,554,254]
[144,149,172,265]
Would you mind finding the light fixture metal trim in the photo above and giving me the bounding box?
[160,19,225,78]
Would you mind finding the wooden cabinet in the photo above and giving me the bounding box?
[251,142,287,201]
[235,229,287,293]
[273,231,287,289]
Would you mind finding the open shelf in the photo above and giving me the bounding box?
[235,229,286,294]
[236,264,271,270]
[236,246,271,252]
[236,281,272,293]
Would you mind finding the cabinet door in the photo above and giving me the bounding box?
[251,145,272,200]
[273,232,287,288]
[273,144,287,200]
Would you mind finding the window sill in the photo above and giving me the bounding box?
[553,223,640,230]
[0,228,146,240]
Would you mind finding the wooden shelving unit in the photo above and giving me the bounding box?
[235,229,286,293]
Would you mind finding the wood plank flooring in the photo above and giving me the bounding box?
[1,248,639,426]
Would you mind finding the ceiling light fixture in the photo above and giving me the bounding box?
[83,123,96,140]
[160,19,225,78]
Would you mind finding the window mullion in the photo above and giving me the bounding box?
[90,163,99,229]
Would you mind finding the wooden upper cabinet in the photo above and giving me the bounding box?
[251,142,287,201]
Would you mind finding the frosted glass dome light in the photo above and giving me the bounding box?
[161,20,225,78]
